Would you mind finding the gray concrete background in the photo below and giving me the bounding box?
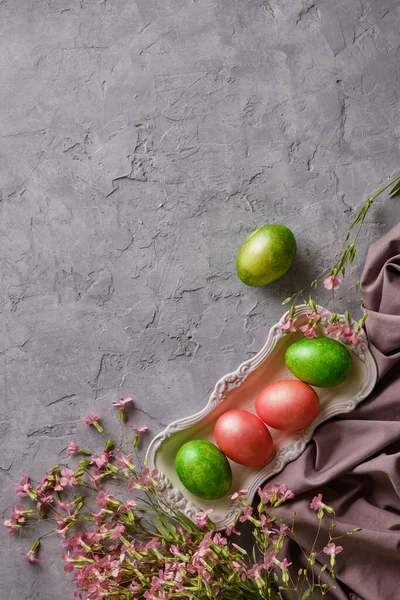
[1,0,400,597]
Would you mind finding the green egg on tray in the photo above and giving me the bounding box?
[175,440,232,500]
[285,336,353,387]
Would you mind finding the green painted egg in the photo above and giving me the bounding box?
[285,337,352,387]
[175,440,232,500]
[236,224,296,287]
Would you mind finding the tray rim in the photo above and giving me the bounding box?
[146,304,378,529]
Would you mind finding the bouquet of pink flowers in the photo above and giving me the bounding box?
[5,402,360,600]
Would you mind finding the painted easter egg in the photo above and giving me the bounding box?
[255,380,320,432]
[236,224,296,287]
[175,440,232,500]
[214,409,274,467]
[285,337,352,387]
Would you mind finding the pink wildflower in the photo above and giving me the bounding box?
[67,441,80,454]
[11,504,26,521]
[91,451,112,469]
[4,519,18,536]
[59,468,77,488]
[299,321,317,339]
[247,563,264,579]
[83,413,103,432]
[323,543,343,556]
[138,468,160,487]
[348,332,361,345]
[225,524,241,536]
[113,397,132,422]
[325,322,344,340]
[96,490,114,509]
[264,551,278,569]
[280,558,292,569]
[229,489,248,501]
[310,493,324,511]
[127,476,137,492]
[324,275,342,290]
[259,483,294,504]
[130,425,148,434]
[280,318,297,333]
[109,524,125,540]
[112,397,133,408]
[36,493,53,510]
[115,451,134,471]
[343,326,362,346]
[15,476,31,498]
[84,413,99,425]
[213,532,227,546]
[239,506,253,523]
[195,509,213,528]
[62,551,75,573]
[21,550,39,563]
[279,523,288,536]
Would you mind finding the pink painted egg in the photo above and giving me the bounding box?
[255,380,320,432]
[214,409,274,467]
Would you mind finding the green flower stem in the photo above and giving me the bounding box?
[283,173,400,317]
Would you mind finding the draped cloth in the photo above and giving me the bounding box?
[268,224,400,600]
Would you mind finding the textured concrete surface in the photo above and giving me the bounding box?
[1,0,400,597]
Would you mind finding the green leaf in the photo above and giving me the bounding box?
[389,179,400,198]
[173,510,201,534]
[282,297,292,305]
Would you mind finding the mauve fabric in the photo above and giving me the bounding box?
[268,224,400,600]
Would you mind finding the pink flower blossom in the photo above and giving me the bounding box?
[62,551,75,573]
[112,397,133,408]
[11,504,26,521]
[343,326,362,346]
[4,519,18,535]
[299,321,317,339]
[127,476,137,493]
[247,563,263,579]
[348,332,361,345]
[84,413,99,425]
[21,550,39,563]
[239,506,253,523]
[259,483,294,504]
[115,451,134,471]
[130,425,148,434]
[324,275,342,290]
[225,524,241,536]
[280,558,292,569]
[59,468,78,488]
[37,493,53,510]
[83,413,104,433]
[195,509,213,528]
[138,468,160,487]
[67,441,80,454]
[310,493,324,511]
[325,322,344,340]
[260,514,273,536]
[96,490,114,508]
[91,451,112,469]
[323,542,343,556]
[212,532,227,546]
[109,524,125,540]
[280,319,297,333]
[264,551,278,569]
[229,489,248,500]
[308,310,327,320]
[15,476,31,498]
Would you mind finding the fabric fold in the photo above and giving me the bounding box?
[267,224,400,600]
